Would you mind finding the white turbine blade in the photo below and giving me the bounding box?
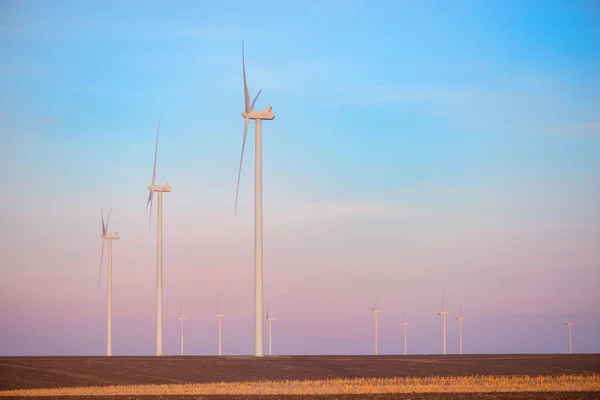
[250,89,262,111]
[180,301,183,318]
[242,41,250,112]
[101,209,106,235]
[145,190,154,230]
[152,118,160,186]
[217,296,220,315]
[98,237,105,287]
[105,209,112,232]
[234,117,250,214]
[459,304,463,318]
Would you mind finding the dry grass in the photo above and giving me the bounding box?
[1,374,598,397]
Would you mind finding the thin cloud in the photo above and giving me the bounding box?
[547,121,600,137]
[39,117,60,124]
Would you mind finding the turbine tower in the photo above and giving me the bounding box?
[371,297,380,355]
[98,209,119,356]
[438,289,448,355]
[145,118,172,356]
[401,313,408,356]
[216,297,224,356]
[565,322,573,354]
[456,304,464,355]
[266,309,276,356]
[178,302,186,356]
[234,42,275,357]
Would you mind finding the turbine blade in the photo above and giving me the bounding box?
[180,301,183,318]
[242,41,250,112]
[459,304,462,317]
[98,238,105,287]
[234,117,250,215]
[217,296,220,315]
[101,209,106,235]
[152,118,160,186]
[250,89,262,111]
[105,209,112,233]
[145,190,154,230]
[403,312,406,322]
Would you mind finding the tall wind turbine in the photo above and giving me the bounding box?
[371,297,380,355]
[438,290,448,355]
[456,304,464,355]
[234,42,275,357]
[99,209,119,356]
[178,302,186,356]
[565,322,573,354]
[145,118,172,357]
[401,313,408,356]
[266,309,276,356]
[216,297,224,356]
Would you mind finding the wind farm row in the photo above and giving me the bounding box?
[96,43,578,359]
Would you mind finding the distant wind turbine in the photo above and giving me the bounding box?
[565,322,573,354]
[216,297,224,356]
[266,309,276,356]
[438,289,448,355]
[401,313,408,355]
[234,42,275,357]
[99,209,119,356]
[145,118,172,356]
[456,304,464,355]
[178,302,186,356]
[371,297,380,355]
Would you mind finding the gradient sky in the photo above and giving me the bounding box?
[1,1,599,356]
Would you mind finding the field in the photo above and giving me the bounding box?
[1,354,599,399]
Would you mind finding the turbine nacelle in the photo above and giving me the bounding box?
[101,232,120,240]
[216,314,225,318]
[438,311,449,316]
[241,107,275,121]
[148,183,172,193]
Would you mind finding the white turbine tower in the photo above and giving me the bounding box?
[401,313,408,356]
[565,322,573,354]
[178,302,186,356]
[438,290,448,355]
[371,297,380,355]
[145,118,172,357]
[216,297,224,356]
[98,209,119,356]
[266,309,276,356]
[234,42,275,357]
[456,304,464,355]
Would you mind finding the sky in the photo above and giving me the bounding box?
[0,0,599,356]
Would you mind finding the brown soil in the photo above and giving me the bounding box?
[12,393,600,400]
[1,354,598,391]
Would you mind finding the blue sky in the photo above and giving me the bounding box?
[1,1,599,356]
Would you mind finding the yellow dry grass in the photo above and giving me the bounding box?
[1,374,598,397]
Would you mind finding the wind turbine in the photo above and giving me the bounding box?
[178,302,186,356]
[145,117,172,357]
[234,42,275,357]
[438,289,448,355]
[565,322,573,354]
[401,313,408,355]
[99,209,119,356]
[456,304,464,355]
[266,309,276,356]
[371,297,380,355]
[216,297,224,356]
